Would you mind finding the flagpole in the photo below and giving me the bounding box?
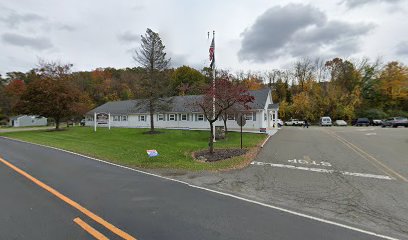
[212,30,216,143]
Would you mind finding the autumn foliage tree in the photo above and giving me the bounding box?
[170,66,206,95]
[196,78,254,153]
[4,79,26,114]
[15,61,91,130]
[378,61,408,110]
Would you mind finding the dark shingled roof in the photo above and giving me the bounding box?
[268,103,279,109]
[87,88,271,115]
[249,88,270,109]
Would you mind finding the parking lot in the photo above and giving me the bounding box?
[171,126,408,240]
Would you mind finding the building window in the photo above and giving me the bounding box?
[227,114,235,120]
[113,115,120,121]
[264,113,267,121]
[181,114,187,121]
[139,115,146,121]
[86,116,94,121]
[245,114,253,121]
[198,114,204,121]
[158,114,164,121]
[169,114,175,121]
[121,115,128,121]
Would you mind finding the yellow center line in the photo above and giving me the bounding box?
[323,129,392,177]
[323,129,408,182]
[0,156,137,240]
[74,217,109,240]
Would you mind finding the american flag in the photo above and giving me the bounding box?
[209,37,215,69]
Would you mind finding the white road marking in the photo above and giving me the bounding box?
[365,133,377,136]
[288,158,332,167]
[357,128,375,132]
[0,136,398,240]
[251,161,393,180]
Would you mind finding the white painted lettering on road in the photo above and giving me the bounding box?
[357,128,375,132]
[251,161,393,180]
[365,133,377,136]
[288,159,332,167]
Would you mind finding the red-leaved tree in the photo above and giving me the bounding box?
[4,79,26,113]
[15,61,92,130]
[196,78,254,153]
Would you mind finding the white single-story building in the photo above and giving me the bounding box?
[85,88,279,132]
[9,115,48,127]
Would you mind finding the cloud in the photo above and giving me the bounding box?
[238,4,375,63]
[118,31,140,43]
[169,52,188,68]
[58,24,75,31]
[396,41,408,56]
[0,11,45,28]
[132,5,145,11]
[340,0,403,8]
[2,33,53,50]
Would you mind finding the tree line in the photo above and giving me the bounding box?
[1,30,407,129]
[270,58,408,123]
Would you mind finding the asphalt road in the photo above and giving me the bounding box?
[0,137,390,240]
[171,126,408,240]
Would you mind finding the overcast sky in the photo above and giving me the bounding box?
[1,0,407,75]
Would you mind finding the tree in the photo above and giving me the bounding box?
[196,78,254,153]
[133,28,171,133]
[294,58,314,91]
[4,79,26,113]
[170,66,206,95]
[378,61,408,110]
[15,61,88,130]
[265,69,280,90]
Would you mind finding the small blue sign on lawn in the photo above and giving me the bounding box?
[146,149,159,157]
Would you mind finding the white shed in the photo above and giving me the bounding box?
[9,115,48,127]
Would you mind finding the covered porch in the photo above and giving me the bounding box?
[267,103,279,129]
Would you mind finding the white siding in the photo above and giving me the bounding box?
[12,116,47,127]
[84,89,275,131]
[85,111,265,131]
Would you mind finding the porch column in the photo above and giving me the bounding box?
[274,110,278,128]
[266,111,270,128]
[270,111,274,128]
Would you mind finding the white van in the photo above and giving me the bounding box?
[320,116,332,126]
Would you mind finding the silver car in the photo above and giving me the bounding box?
[334,120,347,126]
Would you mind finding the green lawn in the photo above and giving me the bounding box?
[0,127,266,171]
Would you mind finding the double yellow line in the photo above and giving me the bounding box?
[0,156,137,240]
[322,129,408,182]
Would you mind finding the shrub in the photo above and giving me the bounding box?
[358,108,387,119]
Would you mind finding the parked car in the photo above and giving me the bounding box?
[381,117,408,128]
[285,119,305,126]
[334,120,347,126]
[371,119,383,126]
[274,119,283,127]
[319,116,332,126]
[353,118,370,126]
[80,119,86,126]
